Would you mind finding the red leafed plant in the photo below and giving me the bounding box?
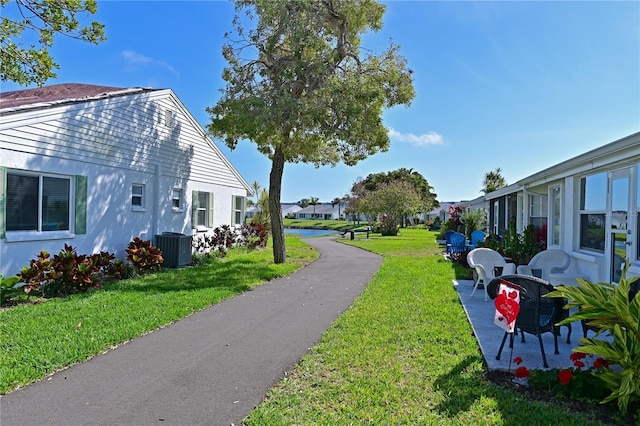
[126,237,164,274]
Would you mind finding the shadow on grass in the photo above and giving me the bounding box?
[433,355,487,416]
[104,257,281,295]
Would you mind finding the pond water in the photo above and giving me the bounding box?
[284,228,338,237]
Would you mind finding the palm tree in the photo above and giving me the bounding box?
[482,168,507,194]
[251,181,261,205]
[331,197,343,219]
[309,197,320,217]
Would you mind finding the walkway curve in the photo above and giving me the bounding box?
[0,236,382,426]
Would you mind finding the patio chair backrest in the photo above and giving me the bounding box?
[448,232,467,254]
[467,248,516,283]
[516,249,571,281]
[470,230,486,246]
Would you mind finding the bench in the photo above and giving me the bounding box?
[340,229,370,240]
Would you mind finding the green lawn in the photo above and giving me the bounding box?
[245,229,609,425]
[284,218,368,231]
[0,236,318,394]
[0,229,613,424]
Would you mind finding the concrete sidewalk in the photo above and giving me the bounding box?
[0,237,382,426]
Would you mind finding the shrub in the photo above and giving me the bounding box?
[242,222,269,250]
[126,237,164,274]
[515,354,610,402]
[460,209,486,240]
[548,263,640,414]
[18,245,108,298]
[192,225,239,258]
[0,274,22,305]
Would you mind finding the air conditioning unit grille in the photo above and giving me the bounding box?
[154,234,192,268]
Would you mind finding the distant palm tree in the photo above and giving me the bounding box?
[482,168,507,194]
[309,197,320,217]
[251,181,261,205]
[332,197,343,219]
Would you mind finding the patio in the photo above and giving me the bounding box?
[454,279,588,372]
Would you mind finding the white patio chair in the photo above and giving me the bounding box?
[467,248,516,301]
[516,249,571,282]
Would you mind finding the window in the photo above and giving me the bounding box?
[579,173,606,252]
[165,109,174,128]
[7,172,71,232]
[132,184,144,208]
[192,191,213,228]
[529,194,547,230]
[232,196,245,225]
[550,186,561,246]
[172,188,182,210]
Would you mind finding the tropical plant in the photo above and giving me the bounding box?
[548,263,640,414]
[252,189,271,233]
[18,250,60,297]
[126,237,164,274]
[0,274,22,305]
[207,0,414,264]
[51,244,101,295]
[1,0,106,86]
[460,209,487,239]
[481,167,507,194]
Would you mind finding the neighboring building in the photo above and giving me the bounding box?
[294,203,345,220]
[0,83,251,276]
[246,203,302,221]
[484,131,640,285]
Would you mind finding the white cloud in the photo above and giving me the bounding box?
[388,128,443,147]
[121,50,179,76]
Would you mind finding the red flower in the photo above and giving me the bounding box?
[558,369,574,385]
[594,358,609,369]
[515,366,530,378]
[573,360,585,369]
[569,352,587,361]
[513,356,523,365]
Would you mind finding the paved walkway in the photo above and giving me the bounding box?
[0,237,382,426]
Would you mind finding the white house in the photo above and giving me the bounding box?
[0,83,251,275]
[484,131,640,285]
[294,203,345,220]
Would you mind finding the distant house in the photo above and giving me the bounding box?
[294,203,345,220]
[0,83,251,275]
[246,203,302,220]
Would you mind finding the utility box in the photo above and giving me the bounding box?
[154,233,193,268]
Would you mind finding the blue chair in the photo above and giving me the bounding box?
[448,232,467,255]
[444,230,456,254]
[466,230,486,250]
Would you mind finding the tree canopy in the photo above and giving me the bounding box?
[1,0,106,86]
[482,167,507,194]
[359,180,421,236]
[208,0,415,263]
[350,168,438,216]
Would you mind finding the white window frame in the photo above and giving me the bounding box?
[549,185,562,247]
[5,170,74,241]
[232,195,245,226]
[172,188,183,211]
[579,172,607,253]
[132,184,145,211]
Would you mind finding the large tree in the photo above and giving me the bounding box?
[359,180,421,236]
[208,0,415,263]
[353,168,438,217]
[1,0,106,86]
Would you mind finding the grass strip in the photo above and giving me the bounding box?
[245,229,607,425]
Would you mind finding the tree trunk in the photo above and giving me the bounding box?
[270,147,286,264]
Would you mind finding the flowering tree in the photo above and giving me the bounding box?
[359,180,421,236]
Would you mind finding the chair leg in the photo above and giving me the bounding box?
[496,332,511,360]
[471,279,483,298]
[537,335,549,369]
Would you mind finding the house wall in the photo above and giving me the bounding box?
[0,90,248,276]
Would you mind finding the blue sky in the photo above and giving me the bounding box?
[3,1,639,203]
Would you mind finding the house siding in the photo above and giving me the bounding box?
[0,88,250,276]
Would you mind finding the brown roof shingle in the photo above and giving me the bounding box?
[0,83,145,110]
